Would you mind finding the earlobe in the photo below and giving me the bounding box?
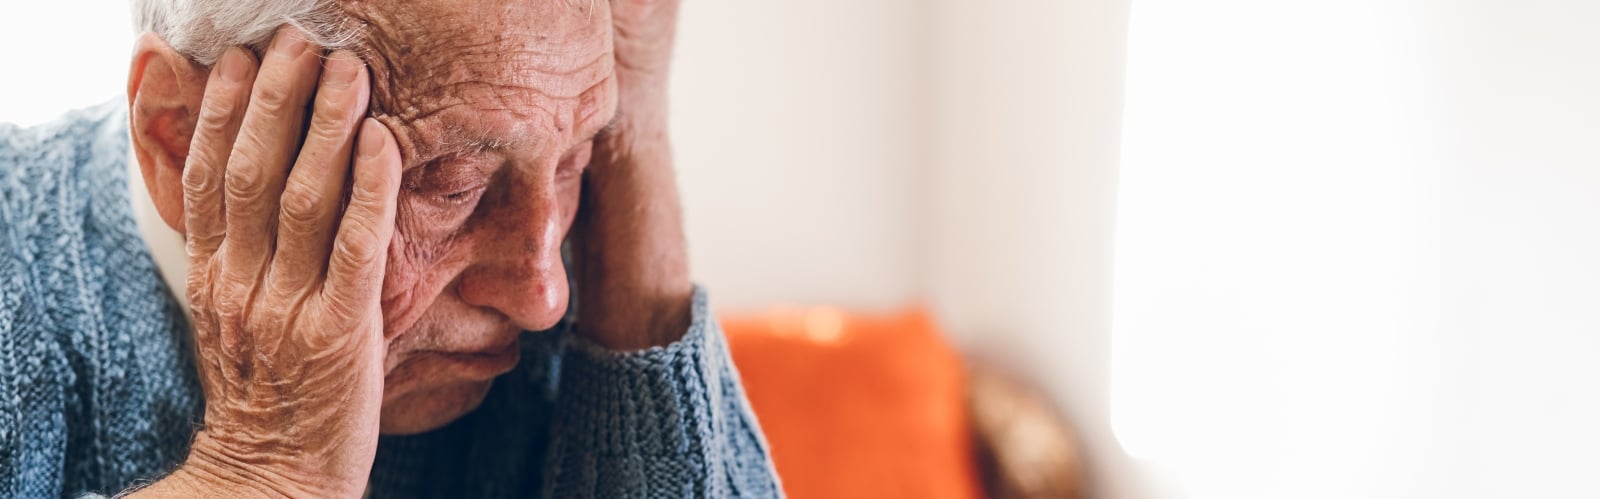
[128,32,208,233]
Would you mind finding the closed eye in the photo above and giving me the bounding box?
[439,186,487,205]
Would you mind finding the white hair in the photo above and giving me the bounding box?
[131,0,359,65]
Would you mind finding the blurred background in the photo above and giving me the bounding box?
[4,1,1600,498]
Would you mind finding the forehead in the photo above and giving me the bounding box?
[343,0,615,164]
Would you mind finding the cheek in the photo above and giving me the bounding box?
[380,234,424,335]
[380,229,428,333]
[380,220,473,335]
[381,228,419,284]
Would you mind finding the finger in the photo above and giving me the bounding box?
[323,119,401,320]
[270,50,370,296]
[181,48,258,403]
[221,26,323,279]
[183,47,258,263]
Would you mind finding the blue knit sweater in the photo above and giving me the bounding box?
[0,103,782,498]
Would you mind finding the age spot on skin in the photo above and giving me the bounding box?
[336,0,619,434]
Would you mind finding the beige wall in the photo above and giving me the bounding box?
[674,1,1138,496]
[672,0,928,310]
[925,1,1136,497]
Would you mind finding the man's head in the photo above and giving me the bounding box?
[125,0,618,434]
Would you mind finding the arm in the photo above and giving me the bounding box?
[546,1,781,496]
[543,287,783,498]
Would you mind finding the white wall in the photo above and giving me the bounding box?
[672,0,926,310]
[1112,1,1600,497]
[0,1,133,126]
[924,1,1136,498]
[1427,2,1600,497]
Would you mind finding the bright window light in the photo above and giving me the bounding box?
[1114,1,1600,498]
[1111,2,1445,498]
[0,2,133,127]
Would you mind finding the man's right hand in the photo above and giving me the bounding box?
[134,26,400,499]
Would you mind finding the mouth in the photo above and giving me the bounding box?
[435,341,520,375]
[389,340,522,384]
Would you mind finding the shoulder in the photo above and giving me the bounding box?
[0,100,135,338]
[0,103,199,495]
[0,101,130,244]
[0,101,134,301]
[0,100,132,336]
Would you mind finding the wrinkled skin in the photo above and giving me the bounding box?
[125,0,687,496]
[343,0,620,435]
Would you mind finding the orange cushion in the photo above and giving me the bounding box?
[723,307,982,499]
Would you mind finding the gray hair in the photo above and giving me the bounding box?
[131,0,358,65]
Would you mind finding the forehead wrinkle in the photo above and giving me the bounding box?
[347,0,611,117]
[378,28,612,105]
[383,104,557,170]
[342,0,615,171]
[441,50,613,99]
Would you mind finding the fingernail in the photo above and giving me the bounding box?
[216,49,246,83]
[272,27,307,56]
[324,52,362,88]
[358,119,385,159]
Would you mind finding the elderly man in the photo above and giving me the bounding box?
[0,0,780,497]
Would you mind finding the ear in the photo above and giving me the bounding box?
[128,32,209,233]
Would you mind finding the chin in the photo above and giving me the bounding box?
[377,345,523,434]
[378,378,497,434]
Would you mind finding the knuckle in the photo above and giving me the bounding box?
[182,157,223,194]
[211,271,256,321]
[185,232,225,256]
[190,314,219,342]
[349,177,391,211]
[309,78,359,139]
[321,291,365,325]
[223,157,270,202]
[277,182,324,228]
[314,77,359,124]
[304,113,350,150]
[268,274,314,307]
[213,292,247,325]
[249,83,294,120]
[185,273,212,306]
[332,228,382,271]
[193,102,236,140]
[247,312,287,345]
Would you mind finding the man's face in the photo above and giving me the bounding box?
[340,0,617,434]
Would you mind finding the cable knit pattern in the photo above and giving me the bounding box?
[0,104,202,499]
[546,288,783,499]
[0,103,782,498]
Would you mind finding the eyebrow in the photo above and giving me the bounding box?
[407,111,620,170]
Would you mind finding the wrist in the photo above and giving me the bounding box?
[579,285,693,350]
[132,462,294,499]
[141,431,359,499]
[147,465,286,499]
[580,73,688,351]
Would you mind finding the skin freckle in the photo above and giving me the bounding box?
[328,0,618,433]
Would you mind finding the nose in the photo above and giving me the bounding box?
[455,186,570,332]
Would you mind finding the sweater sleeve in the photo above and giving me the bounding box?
[542,285,784,498]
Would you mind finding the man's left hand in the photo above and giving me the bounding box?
[571,0,691,350]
